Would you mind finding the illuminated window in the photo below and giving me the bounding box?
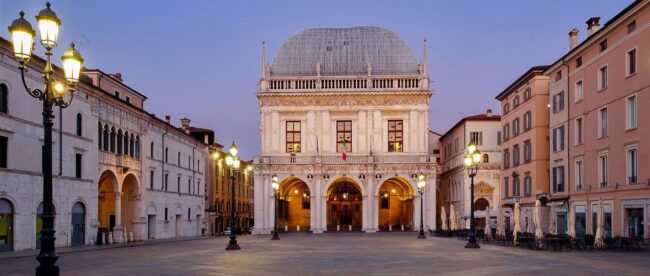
[336,121,352,153]
[286,121,301,153]
[388,120,403,152]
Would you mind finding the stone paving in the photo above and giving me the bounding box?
[1,233,649,275]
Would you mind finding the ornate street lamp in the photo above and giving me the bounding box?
[8,3,84,275]
[271,173,280,240]
[417,174,427,239]
[225,142,241,250]
[464,143,482,249]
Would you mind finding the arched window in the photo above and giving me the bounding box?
[110,127,116,153]
[135,136,140,159]
[165,147,169,163]
[150,142,154,159]
[117,130,123,154]
[483,153,489,163]
[129,134,135,157]
[123,131,129,156]
[103,125,109,151]
[0,83,8,113]
[177,152,181,166]
[97,122,102,150]
[76,113,82,136]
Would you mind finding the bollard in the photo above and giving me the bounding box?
[297,225,300,232]
[349,225,352,231]
[128,232,134,242]
[337,225,340,231]
[389,225,392,231]
[108,232,113,244]
[285,225,288,232]
[401,224,404,231]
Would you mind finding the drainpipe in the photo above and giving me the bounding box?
[192,144,196,195]
[59,106,63,175]
[162,124,167,191]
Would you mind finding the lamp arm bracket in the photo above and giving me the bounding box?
[20,67,43,99]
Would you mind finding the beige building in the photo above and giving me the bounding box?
[495,66,551,233]
[253,26,437,234]
[439,110,501,230]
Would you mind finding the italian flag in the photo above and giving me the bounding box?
[341,139,347,161]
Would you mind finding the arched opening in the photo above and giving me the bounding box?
[474,198,490,230]
[0,199,14,252]
[327,179,362,231]
[121,174,139,237]
[123,131,129,156]
[98,171,117,234]
[71,202,86,246]
[110,127,116,153]
[36,202,57,249]
[102,125,109,151]
[0,83,8,114]
[278,178,311,232]
[117,130,123,154]
[76,113,83,136]
[378,177,414,231]
[482,153,489,163]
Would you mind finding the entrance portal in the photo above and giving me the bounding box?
[378,178,414,231]
[0,199,13,252]
[279,178,311,232]
[327,180,362,231]
[71,202,86,246]
[98,170,117,235]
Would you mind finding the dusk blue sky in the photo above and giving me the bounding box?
[1,0,632,159]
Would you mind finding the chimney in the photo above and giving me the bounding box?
[180,117,191,134]
[568,28,579,50]
[486,108,493,117]
[165,115,171,124]
[113,73,123,81]
[586,17,601,36]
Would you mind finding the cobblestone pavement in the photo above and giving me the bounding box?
[1,233,649,275]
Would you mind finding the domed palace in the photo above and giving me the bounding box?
[253,26,437,234]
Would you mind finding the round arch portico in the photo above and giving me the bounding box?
[97,169,145,243]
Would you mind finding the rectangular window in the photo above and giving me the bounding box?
[504,178,509,197]
[469,131,482,146]
[524,141,532,163]
[627,49,637,76]
[627,95,637,130]
[627,147,638,184]
[513,177,520,197]
[388,120,404,152]
[575,206,586,236]
[523,111,532,131]
[454,138,459,152]
[0,136,7,168]
[75,153,82,179]
[576,56,583,67]
[600,40,607,52]
[125,96,130,103]
[599,154,608,187]
[302,194,311,209]
[164,173,169,191]
[604,204,612,238]
[114,90,120,98]
[336,120,352,153]
[164,207,168,221]
[575,160,583,189]
[512,145,520,167]
[524,176,532,197]
[150,170,155,189]
[599,107,608,138]
[555,71,562,82]
[188,179,191,194]
[513,118,520,137]
[552,166,565,193]
[575,118,583,145]
[497,131,502,146]
[524,88,532,101]
[503,149,510,169]
[177,176,181,193]
[552,91,565,113]
[285,121,301,153]
[503,124,510,141]
[599,66,608,90]
[628,20,636,33]
[575,80,583,102]
[552,126,565,152]
[592,205,598,235]
[503,103,510,115]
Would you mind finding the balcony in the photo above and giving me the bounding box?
[255,154,431,165]
[501,196,520,205]
[263,76,426,93]
[99,151,141,172]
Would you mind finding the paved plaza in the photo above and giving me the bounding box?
[1,233,649,275]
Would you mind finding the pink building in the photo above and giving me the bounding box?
[546,0,650,238]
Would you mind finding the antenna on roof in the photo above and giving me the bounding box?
[422,38,428,77]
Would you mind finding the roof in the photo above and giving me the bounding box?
[440,113,501,139]
[187,126,214,133]
[495,65,550,100]
[271,26,420,77]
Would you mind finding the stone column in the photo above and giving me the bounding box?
[367,177,377,233]
[134,194,146,241]
[312,176,323,233]
[113,191,124,243]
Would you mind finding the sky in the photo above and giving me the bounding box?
[0,0,633,159]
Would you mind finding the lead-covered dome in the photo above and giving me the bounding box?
[270,26,420,77]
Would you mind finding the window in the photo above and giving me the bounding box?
[503,103,510,115]
[388,120,403,152]
[165,147,169,162]
[524,111,532,131]
[552,91,565,113]
[512,118,520,137]
[75,153,82,179]
[599,66,608,90]
[0,136,6,168]
[598,107,608,138]
[575,205,586,236]
[150,170,155,189]
[575,117,583,145]
[482,153,489,163]
[524,88,532,101]
[164,208,168,221]
[598,153,608,187]
[125,96,130,103]
[576,56,583,67]
[454,138,459,152]
[604,204,612,238]
[336,121,352,153]
[302,193,310,209]
[575,159,583,189]
[627,95,637,129]
[552,126,565,152]
[599,40,607,52]
[76,113,83,136]
[524,175,532,197]
[552,166,565,193]
[469,131,482,146]
[177,176,181,193]
[497,131,502,146]
[503,149,510,169]
[555,71,562,82]
[114,91,120,98]
[524,141,532,163]
[177,152,181,166]
[150,142,154,158]
[503,124,510,141]
[0,83,7,113]
[188,178,191,194]
[512,177,520,197]
[504,177,509,197]
[627,49,637,76]
[575,80,583,102]
[628,20,636,33]
[164,173,169,191]
[512,145,520,167]
[627,147,638,184]
[286,121,301,153]
[513,95,520,108]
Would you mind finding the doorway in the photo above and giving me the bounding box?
[175,215,182,237]
[326,181,362,231]
[71,202,86,246]
[0,199,13,252]
[147,215,156,239]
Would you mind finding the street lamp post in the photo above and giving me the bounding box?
[417,174,427,239]
[225,142,241,250]
[464,143,482,249]
[8,3,84,275]
[271,173,280,240]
